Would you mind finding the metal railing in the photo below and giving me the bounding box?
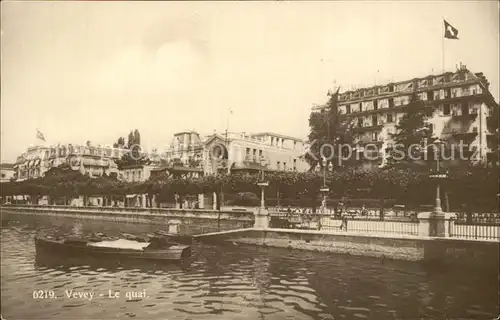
[449,213,500,240]
[269,207,419,236]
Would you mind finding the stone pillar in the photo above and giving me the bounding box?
[198,193,204,209]
[418,211,457,237]
[417,212,433,237]
[167,219,182,234]
[254,207,269,229]
[434,212,457,237]
[175,194,180,209]
[142,194,147,208]
[212,192,217,210]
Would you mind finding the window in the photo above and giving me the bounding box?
[271,137,274,145]
[388,98,394,108]
[443,104,451,115]
[387,113,393,123]
[358,118,363,128]
[293,159,297,171]
[388,84,394,92]
[373,100,378,110]
[372,132,378,141]
[427,91,433,101]
[259,150,263,158]
[372,115,378,126]
[277,161,281,170]
[346,104,351,113]
[138,170,142,180]
[246,148,250,156]
[283,162,287,170]
[461,103,469,115]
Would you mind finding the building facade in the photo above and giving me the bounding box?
[13,143,130,181]
[1,163,15,183]
[202,132,309,174]
[11,130,309,184]
[150,130,309,177]
[312,65,499,168]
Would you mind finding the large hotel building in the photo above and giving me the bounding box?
[312,64,499,168]
[12,131,309,183]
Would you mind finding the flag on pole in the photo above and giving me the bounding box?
[36,129,46,141]
[444,20,459,39]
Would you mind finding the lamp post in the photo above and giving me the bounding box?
[319,157,331,212]
[255,157,270,229]
[431,139,446,215]
[257,158,269,209]
[428,138,452,237]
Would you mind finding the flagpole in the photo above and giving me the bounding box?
[442,17,445,73]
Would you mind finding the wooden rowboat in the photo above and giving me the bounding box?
[35,235,191,262]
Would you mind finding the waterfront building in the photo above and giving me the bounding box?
[1,163,15,183]
[204,131,309,174]
[154,130,309,176]
[0,163,15,204]
[13,143,130,181]
[119,164,156,183]
[311,64,499,168]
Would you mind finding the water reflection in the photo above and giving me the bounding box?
[1,213,499,320]
[34,251,192,274]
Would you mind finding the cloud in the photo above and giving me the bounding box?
[92,41,205,96]
[142,13,209,55]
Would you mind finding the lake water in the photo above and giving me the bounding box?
[1,213,498,320]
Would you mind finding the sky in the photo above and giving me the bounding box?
[1,1,499,163]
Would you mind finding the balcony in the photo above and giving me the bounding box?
[451,112,478,121]
[352,125,383,133]
[232,156,269,171]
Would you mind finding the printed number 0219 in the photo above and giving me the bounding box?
[33,290,55,299]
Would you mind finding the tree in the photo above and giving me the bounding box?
[385,92,435,167]
[114,129,149,170]
[306,88,355,171]
[133,129,141,146]
[127,131,134,149]
[113,137,125,148]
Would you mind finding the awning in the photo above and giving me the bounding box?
[126,194,137,198]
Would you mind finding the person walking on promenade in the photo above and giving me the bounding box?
[338,201,348,231]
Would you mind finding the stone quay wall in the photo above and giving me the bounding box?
[0,205,254,235]
[196,228,499,271]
